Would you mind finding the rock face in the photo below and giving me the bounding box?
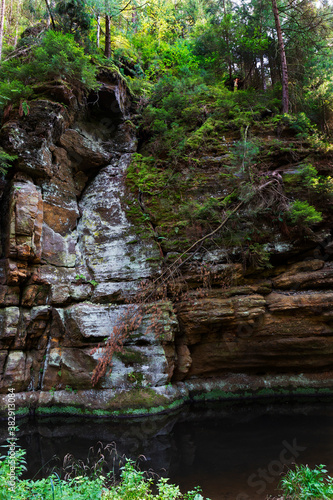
[176,282,333,379]
[0,72,171,408]
[1,70,333,416]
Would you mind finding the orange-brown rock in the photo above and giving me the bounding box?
[173,344,192,381]
[0,285,20,306]
[0,351,32,392]
[176,289,333,379]
[273,261,333,290]
[41,146,80,235]
[5,178,43,262]
[21,284,50,307]
[4,259,30,285]
[177,294,266,344]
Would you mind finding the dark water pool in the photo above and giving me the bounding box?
[1,399,333,499]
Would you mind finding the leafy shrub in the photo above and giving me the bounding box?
[282,112,315,137]
[279,464,333,499]
[131,35,199,80]
[288,199,323,226]
[104,460,207,500]
[32,31,98,88]
[0,80,33,107]
[0,446,209,500]
[299,162,320,188]
[299,163,333,198]
[0,30,99,107]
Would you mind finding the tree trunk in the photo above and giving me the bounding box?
[132,10,137,34]
[223,0,232,79]
[0,0,5,62]
[104,14,111,58]
[8,0,12,44]
[44,0,55,29]
[97,14,100,47]
[261,55,266,91]
[13,0,20,47]
[268,52,277,86]
[271,0,289,113]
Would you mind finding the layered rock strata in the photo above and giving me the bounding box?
[0,72,333,417]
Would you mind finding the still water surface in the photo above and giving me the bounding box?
[1,399,333,500]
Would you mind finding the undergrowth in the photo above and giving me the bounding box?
[0,30,99,108]
[0,444,209,500]
[279,464,333,499]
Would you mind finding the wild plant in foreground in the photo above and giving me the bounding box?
[279,464,333,499]
[0,444,209,500]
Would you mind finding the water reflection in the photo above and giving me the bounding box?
[1,399,333,500]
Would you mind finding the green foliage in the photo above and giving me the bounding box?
[0,148,17,175]
[191,197,223,224]
[127,371,144,387]
[299,163,333,198]
[127,154,173,195]
[231,135,260,175]
[281,112,315,138]
[0,446,210,500]
[279,464,333,499]
[55,0,92,39]
[32,30,98,88]
[244,243,273,270]
[131,35,199,80]
[75,274,86,280]
[0,442,27,480]
[0,30,99,108]
[299,163,320,189]
[288,199,323,226]
[104,460,210,500]
[186,118,225,150]
[107,460,152,499]
[75,274,98,287]
[0,80,33,107]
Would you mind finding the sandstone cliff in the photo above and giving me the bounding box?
[0,71,333,418]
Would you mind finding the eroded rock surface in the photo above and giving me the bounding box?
[0,71,174,411]
[1,70,333,416]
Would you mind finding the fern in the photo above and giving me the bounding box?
[0,148,17,176]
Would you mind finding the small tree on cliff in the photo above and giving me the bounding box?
[86,0,134,57]
[54,0,92,39]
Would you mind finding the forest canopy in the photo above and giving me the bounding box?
[0,0,332,128]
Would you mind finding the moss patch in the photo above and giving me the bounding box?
[114,348,147,366]
[192,386,333,403]
[31,391,184,418]
[106,388,169,410]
